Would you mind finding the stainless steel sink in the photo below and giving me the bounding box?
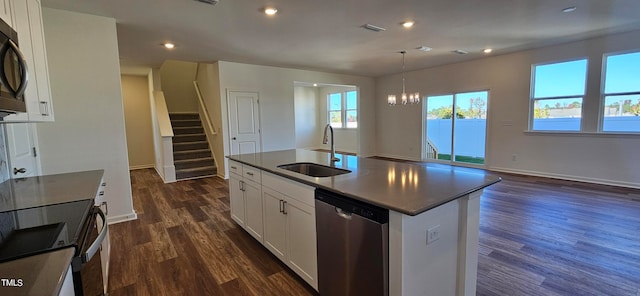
[277,162,351,177]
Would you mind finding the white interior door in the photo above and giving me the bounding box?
[228,91,261,155]
[5,123,41,178]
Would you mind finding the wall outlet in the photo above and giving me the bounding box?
[426,225,441,245]
[511,154,517,161]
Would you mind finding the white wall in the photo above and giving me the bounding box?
[376,30,640,188]
[160,60,199,113]
[195,63,224,178]
[215,61,376,177]
[121,74,155,169]
[294,86,320,149]
[38,8,136,223]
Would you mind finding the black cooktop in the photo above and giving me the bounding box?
[0,200,93,263]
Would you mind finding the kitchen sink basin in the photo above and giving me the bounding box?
[277,162,351,177]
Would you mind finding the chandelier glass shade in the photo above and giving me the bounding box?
[388,51,420,105]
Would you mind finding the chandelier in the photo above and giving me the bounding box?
[388,51,420,105]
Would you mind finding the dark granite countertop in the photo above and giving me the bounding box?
[228,149,500,216]
[0,170,104,213]
[0,247,75,296]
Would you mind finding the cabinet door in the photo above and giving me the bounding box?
[229,174,245,226]
[243,180,263,242]
[262,187,286,261]
[285,197,318,289]
[4,0,53,122]
[0,0,12,27]
[5,123,40,178]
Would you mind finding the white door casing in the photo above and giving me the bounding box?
[5,123,40,178]
[228,91,261,155]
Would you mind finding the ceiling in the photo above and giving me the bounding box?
[41,0,640,77]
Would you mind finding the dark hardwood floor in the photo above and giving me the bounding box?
[109,168,640,296]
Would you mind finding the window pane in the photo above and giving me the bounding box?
[533,59,587,98]
[346,91,357,109]
[532,98,582,131]
[604,52,640,94]
[453,91,487,164]
[329,93,342,111]
[602,95,640,132]
[426,95,453,160]
[346,110,357,128]
[329,111,342,128]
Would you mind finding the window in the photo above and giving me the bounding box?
[601,51,640,132]
[328,90,357,128]
[530,59,588,131]
[425,90,488,165]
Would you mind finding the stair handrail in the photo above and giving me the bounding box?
[193,81,217,135]
[426,138,439,160]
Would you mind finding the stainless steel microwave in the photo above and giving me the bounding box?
[0,17,27,117]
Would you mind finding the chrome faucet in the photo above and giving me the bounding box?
[323,124,340,162]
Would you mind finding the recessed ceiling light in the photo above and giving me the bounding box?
[453,49,468,55]
[402,21,415,28]
[163,43,175,49]
[264,7,278,15]
[562,6,577,13]
[313,83,318,87]
[483,48,493,54]
[416,46,432,52]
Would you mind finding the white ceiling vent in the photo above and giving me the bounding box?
[453,49,469,55]
[362,24,386,32]
[195,0,219,5]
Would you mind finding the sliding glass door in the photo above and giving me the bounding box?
[423,91,488,165]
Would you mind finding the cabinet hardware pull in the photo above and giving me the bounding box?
[231,166,237,169]
[282,201,288,215]
[102,201,109,215]
[239,180,244,191]
[246,172,254,176]
[40,101,49,116]
[99,191,105,196]
[102,182,107,186]
[13,168,26,175]
[279,200,283,213]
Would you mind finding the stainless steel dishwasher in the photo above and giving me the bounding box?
[315,188,389,296]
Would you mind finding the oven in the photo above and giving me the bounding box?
[0,200,108,295]
[72,205,108,296]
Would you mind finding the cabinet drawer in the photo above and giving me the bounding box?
[228,160,242,176]
[262,172,315,207]
[243,166,261,183]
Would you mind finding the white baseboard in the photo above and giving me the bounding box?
[129,164,154,170]
[373,153,422,162]
[489,166,640,190]
[107,212,138,225]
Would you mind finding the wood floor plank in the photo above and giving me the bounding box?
[109,168,640,296]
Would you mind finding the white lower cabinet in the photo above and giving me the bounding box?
[262,172,317,290]
[228,160,263,242]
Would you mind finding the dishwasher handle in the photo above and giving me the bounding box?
[335,207,352,220]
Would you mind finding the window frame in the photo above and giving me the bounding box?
[529,58,588,132]
[327,90,358,129]
[599,49,640,133]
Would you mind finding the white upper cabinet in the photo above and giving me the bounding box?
[0,0,13,27]
[4,0,54,122]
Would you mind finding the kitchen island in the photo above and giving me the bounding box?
[228,149,500,295]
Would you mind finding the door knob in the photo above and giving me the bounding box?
[232,137,237,140]
[13,168,26,175]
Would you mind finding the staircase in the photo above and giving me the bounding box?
[170,113,217,180]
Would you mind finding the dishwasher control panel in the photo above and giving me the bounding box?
[315,189,389,224]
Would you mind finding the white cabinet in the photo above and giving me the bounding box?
[0,0,13,27]
[262,171,317,290]
[5,0,54,122]
[5,122,40,178]
[228,160,263,242]
[94,179,110,295]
